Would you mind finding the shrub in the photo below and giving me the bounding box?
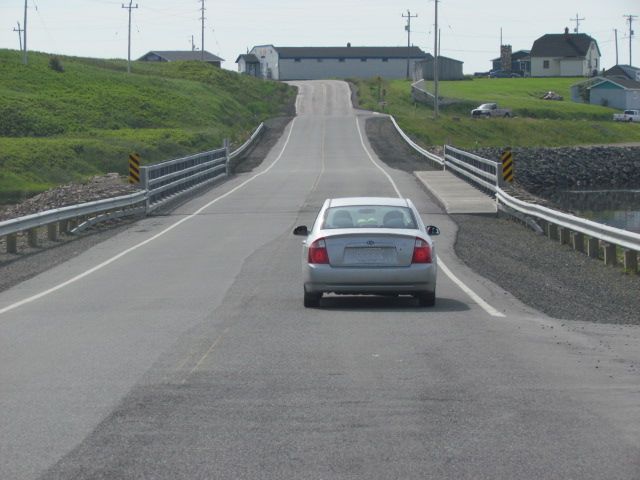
[49,57,64,73]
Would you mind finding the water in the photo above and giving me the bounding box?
[549,190,640,234]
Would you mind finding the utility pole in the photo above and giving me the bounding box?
[624,14,637,66]
[570,13,585,33]
[13,21,24,51]
[402,10,418,79]
[433,0,439,119]
[122,1,138,73]
[22,0,27,65]
[199,0,206,61]
[615,29,619,65]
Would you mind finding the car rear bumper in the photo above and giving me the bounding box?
[303,263,437,294]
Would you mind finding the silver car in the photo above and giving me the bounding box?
[293,197,440,307]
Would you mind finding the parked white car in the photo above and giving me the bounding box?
[471,103,512,118]
[613,110,640,122]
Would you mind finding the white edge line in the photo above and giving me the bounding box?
[356,116,504,318]
[354,117,402,198]
[0,118,298,317]
[437,256,505,317]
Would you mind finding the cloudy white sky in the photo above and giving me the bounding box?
[0,0,638,74]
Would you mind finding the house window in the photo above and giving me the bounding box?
[361,58,367,62]
[339,58,345,62]
[543,60,550,69]
[294,58,301,63]
[382,58,389,62]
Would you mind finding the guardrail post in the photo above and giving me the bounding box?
[139,166,150,214]
[587,237,599,258]
[496,162,506,189]
[7,233,18,253]
[602,243,617,266]
[47,223,58,241]
[547,224,559,241]
[224,138,231,176]
[623,249,638,274]
[559,227,570,245]
[571,232,584,253]
[443,145,448,171]
[28,228,38,247]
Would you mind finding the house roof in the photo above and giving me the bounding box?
[139,50,224,62]
[589,76,640,90]
[604,65,640,81]
[417,55,463,65]
[274,46,431,60]
[235,54,259,63]
[491,50,530,62]
[530,32,599,58]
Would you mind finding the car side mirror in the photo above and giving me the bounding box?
[293,225,309,236]
[426,225,440,236]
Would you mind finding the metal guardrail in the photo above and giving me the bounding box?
[389,118,640,269]
[0,123,265,253]
[496,188,640,252]
[388,116,444,167]
[229,122,265,160]
[443,145,503,193]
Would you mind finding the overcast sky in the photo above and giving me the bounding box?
[0,0,638,74]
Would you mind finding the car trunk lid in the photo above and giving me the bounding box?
[324,232,417,267]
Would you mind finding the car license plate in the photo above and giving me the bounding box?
[348,247,385,263]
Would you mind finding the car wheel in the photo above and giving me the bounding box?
[504,113,511,118]
[416,290,436,307]
[304,290,321,308]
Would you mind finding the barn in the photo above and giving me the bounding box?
[238,44,430,80]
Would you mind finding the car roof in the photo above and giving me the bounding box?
[327,197,410,208]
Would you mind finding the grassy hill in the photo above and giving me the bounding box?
[0,50,296,203]
[352,77,640,148]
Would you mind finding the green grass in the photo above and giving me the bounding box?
[351,77,640,148]
[0,50,296,202]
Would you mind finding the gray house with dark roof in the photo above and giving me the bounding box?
[243,44,430,80]
[138,50,224,67]
[530,29,600,77]
[236,54,261,77]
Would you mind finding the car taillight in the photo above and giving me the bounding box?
[308,238,329,264]
[411,238,432,264]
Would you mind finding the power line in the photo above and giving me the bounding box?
[122,1,138,73]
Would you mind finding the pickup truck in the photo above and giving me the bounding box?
[613,110,640,122]
[471,103,512,118]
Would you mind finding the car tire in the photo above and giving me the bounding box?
[504,113,511,118]
[416,290,436,307]
[304,290,321,308]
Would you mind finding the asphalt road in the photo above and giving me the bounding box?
[1,80,639,479]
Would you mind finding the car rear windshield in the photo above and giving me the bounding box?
[322,206,417,229]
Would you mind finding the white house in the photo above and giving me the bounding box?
[530,29,600,77]
[238,44,430,80]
